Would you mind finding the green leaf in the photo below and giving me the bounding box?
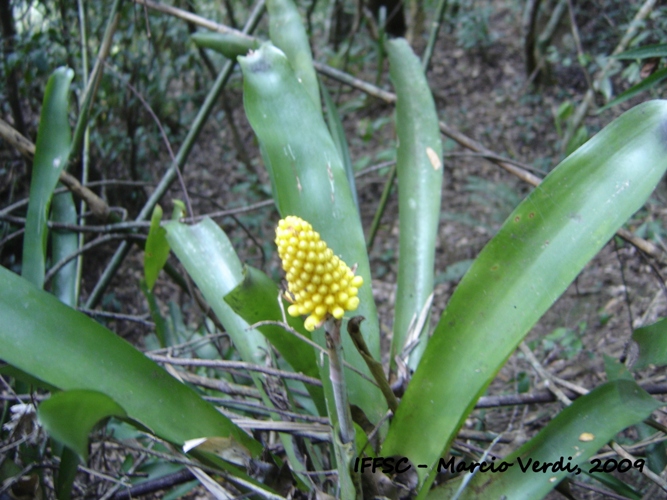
[565,125,588,156]
[382,100,667,489]
[636,416,667,475]
[604,354,634,382]
[266,0,320,110]
[144,205,170,291]
[598,67,667,113]
[224,265,326,414]
[165,218,320,487]
[54,445,79,500]
[0,364,59,392]
[0,265,260,454]
[321,83,359,212]
[581,471,641,500]
[50,189,78,306]
[632,317,667,369]
[191,31,259,60]
[239,43,387,424]
[38,390,127,462]
[22,67,74,288]
[428,381,659,499]
[602,356,664,478]
[164,218,271,368]
[140,280,170,348]
[386,38,444,369]
[614,43,667,60]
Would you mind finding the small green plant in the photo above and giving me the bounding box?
[553,99,589,156]
[454,2,495,50]
[600,43,667,112]
[542,323,586,360]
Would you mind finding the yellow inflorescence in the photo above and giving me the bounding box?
[275,216,363,331]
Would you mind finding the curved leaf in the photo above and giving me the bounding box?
[599,67,667,113]
[38,390,127,462]
[322,83,359,212]
[0,265,260,454]
[428,381,659,499]
[239,43,386,425]
[164,218,270,368]
[144,205,170,291]
[50,189,78,306]
[191,31,259,60]
[266,0,320,109]
[165,218,321,486]
[614,43,667,60]
[224,265,326,414]
[386,38,444,369]
[382,100,667,489]
[632,317,667,369]
[23,67,74,288]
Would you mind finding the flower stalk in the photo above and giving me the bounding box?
[325,317,356,445]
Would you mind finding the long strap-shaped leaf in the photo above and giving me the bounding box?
[386,38,444,370]
[0,265,260,454]
[239,43,387,425]
[427,381,660,499]
[164,219,272,369]
[266,0,320,111]
[23,67,73,288]
[382,100,667,490]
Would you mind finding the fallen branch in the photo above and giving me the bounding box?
[0,118,110,220]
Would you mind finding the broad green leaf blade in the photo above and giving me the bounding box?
[0,364,58,392]
[23,67,74,288]
[266,0,320,110]
[598,67,667,113]
[321,83,359,212]
[144,205,170,291]
[191,31,258,60]
[164,218,270,367]
[0,265,259,454]
[386,38,444,369]
[224,265,326,414]
[614,43,667,60]
[428,381,660,499]
[632,317,667,369]
[38,389,127,461]
[239,43,386,424]
[50,189,78,306]
[382,100,667,488]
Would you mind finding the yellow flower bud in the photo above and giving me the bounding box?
[276,216,363,331]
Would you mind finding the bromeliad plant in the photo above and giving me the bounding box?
[3,0,667,498]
